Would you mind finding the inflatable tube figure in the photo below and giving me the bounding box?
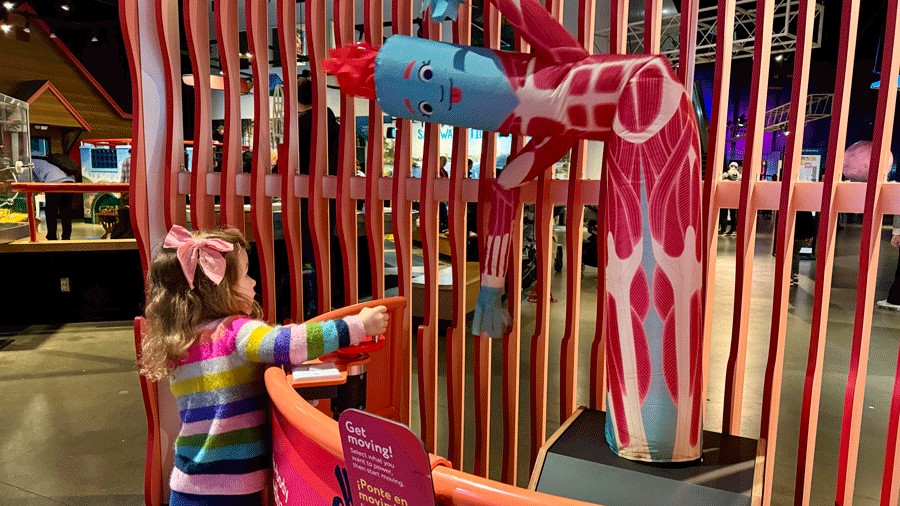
[324,0,703,463]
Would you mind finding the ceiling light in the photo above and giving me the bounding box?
[3,2,14,10]
[49,32,57,38]
[0,23,10,33]
[90,34,98,43]
[60,2,70,11]
[774,54,784,62]
[784,130,790,136]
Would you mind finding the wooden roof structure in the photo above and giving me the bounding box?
[0,3,131,141]
[9,80,92,131]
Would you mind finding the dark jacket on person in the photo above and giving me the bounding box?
[298,107,339,176]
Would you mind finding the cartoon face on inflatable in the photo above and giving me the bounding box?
[374,36,518,132]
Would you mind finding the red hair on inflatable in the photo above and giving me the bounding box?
[321,42,379,100]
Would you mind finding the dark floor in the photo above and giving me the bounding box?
[1,219,897,505]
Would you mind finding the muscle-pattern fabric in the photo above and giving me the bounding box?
[167,315,365,496]
[473,0,703,462]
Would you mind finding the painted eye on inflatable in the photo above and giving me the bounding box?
[418,101,434,116]
[418,63,433,82]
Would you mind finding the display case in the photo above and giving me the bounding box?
[0,93,32,244]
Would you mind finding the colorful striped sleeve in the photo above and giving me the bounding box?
[231,315,366,366]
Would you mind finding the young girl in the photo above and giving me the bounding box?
[140,225,388,505]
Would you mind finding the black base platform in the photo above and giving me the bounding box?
[530,408,763,505]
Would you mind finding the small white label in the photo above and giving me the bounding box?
[292,363,342,381]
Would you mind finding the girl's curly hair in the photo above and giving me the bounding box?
[139,228,262,381]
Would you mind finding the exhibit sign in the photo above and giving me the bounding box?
[339,409,437,506]
[800,148,825,182]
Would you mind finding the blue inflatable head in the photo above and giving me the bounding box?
[374,36,518,132]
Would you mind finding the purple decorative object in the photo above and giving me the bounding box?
[842,140,894,182]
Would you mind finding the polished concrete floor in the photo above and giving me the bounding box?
[1,217,897,505]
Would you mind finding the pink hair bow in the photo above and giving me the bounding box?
[163,225,234,289]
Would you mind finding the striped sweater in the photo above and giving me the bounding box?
[168,314,365,496]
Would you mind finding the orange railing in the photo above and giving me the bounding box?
[265,366,595,506]
[121,0,900,504]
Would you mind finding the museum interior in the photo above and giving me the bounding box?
[0,0,898,505]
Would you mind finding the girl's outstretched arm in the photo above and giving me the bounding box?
[234,306,388,365]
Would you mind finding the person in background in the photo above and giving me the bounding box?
[296,76,344,311]
[719,161,741,236]
[438,155,449,178]
[438,156,449,232]
[213,124,225,143]
[297,77,339,176]
[791,211,817,287]
[32,153,78,241]
[119,151,131,183]
[877,215,900,310]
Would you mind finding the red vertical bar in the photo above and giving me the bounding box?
[794,2,860,504]
[529,0,568,461]
[334,0,360,307]
[722,0,774,435]
[644,0,662,53]
[246,0,276,321]
[476,2,502,479]
[446,0,472,469]
[471,0,502,481]
[306,0,333,315]
[700,0,735,433]
[340,6,403,423]
[390,0,414,426]
[677,0,699,88]
[527,0,561,470]
[530,163,553,468]
[609,0,629,55]
[560,0,595,424]
[417,16,442,453]
[157,0,186,230]
[119,0,150,276]
[360,0,401,422]
[590,0,629,411]
[501,190,524,483]
[277,0,303,321]
[121,3,163,496]
[25,192,35,242]
[183,0,216,230]
[757,0,815,503]
[216,0,244,234]
[836,0,900,502]
[588,181,606,410]
[881,342,900,506]
[364,0,386,300]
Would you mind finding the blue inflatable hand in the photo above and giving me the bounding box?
[422,0,463,21]
[471,286,510,339]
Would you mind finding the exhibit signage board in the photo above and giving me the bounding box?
[339,409,437,506]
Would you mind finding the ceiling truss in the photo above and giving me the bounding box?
[597,0,825,65]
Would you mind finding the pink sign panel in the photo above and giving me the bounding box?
[338,409,437,506]
[271,410,355,505]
